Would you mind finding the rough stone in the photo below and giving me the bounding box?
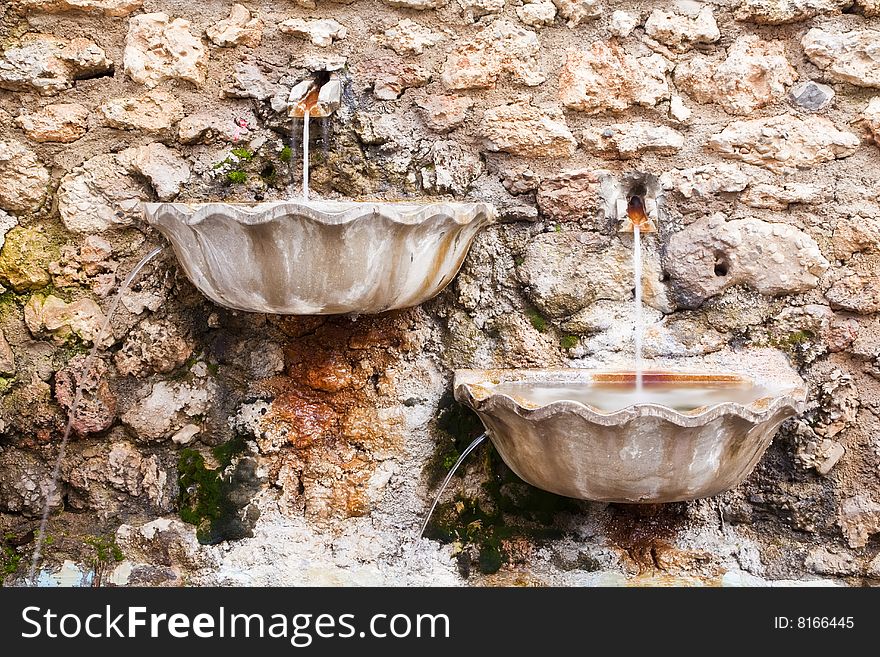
[206,4,263,48]
[124,143,190,201]
[418,141,483,196]
[518,231,670,318]
[115,319,192,377]
[854,0,880,15]
[0,227,53,291]
[536,169,605,224]
[15,103,89,143]
[124,13,208,88]
[0,140,50,214]
[373,19,444,55]
[580,122,684,159]
[171,424,200,445]
[416,94,473,133]
[862,97,880,146]
[735,0,851,24]
[608,10,637,38]
[383,0,447,7]
[24,293,107,345]
[838,495,880,548]
[481,101,576,158]
[741,183,824,210]
[665,213,830,308]
[457,0,505,22]
[644,6,720,52]
[668,95,691,123]
[833,214,880,258]
[16,0,142,16]
[516,0,557,28]
[553,0,601,27]
[825,264,880,314]
[54,356,116,434]
[225,62,276,101]
[362,59,431,100]
[279,18,347,47]
[559,41,672,114]
[674,36,797,115]
[121,379,214,440]
[441,19,544,90]
[0,33,112,95]
[707,114,859,172]
[0,328,14,379]
[0,447,62,516]
[802,28,880,88]
[100,89,184,135]
[660,163,751,198]
[57,153,145,233]
[788,80,835,112]
[804,547,860,575]
[178,110,246,144]
[0,210,16,252]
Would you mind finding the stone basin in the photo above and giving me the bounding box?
[143,200,494,314]
[454,350,806,503]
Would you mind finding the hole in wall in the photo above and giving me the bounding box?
[713,257,729,277]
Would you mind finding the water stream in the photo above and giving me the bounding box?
[633,224,643,393]
[302,108,310,200]
[27,246,164,585]
[288,117,299,198]
[419,433,487,538]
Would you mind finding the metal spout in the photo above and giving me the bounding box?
[287,73,342,118]
[619,195,657,233]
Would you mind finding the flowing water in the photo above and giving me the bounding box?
[633,224,643,393]
[302,108,310,200]
[27,246,164,585]
[419,433,487,538]
[288,117,299,198]
[489,380,765,413]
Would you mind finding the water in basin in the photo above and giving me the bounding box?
[491,377,773,413]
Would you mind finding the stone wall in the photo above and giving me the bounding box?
[1,0,879,586]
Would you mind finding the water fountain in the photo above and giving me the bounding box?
[427,172,807,508]
[143,72,495,314]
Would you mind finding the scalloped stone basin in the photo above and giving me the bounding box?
[143,200,494,314]
[454,362,806,503]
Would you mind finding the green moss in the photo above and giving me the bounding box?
[84,535,124,565]
[767,329,815,364]
[231,147,254,162]
[425,392,485,487]
[513,256,524,267]
[279,146,293,162]
[226,170,247,185]
[212,434,245,469]
[779,330,813,346]
[0,376,14,394]
[177,437,252,545]
[1,542,22,579]
[525,308,548,333]
[424,438,578,576]
[560,335,578,350]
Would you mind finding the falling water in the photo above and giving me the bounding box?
[420,433,486,538]
[633,224,643,393]
[27,246,164,585]
[288,117,299,198]
[302,108,310,200]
